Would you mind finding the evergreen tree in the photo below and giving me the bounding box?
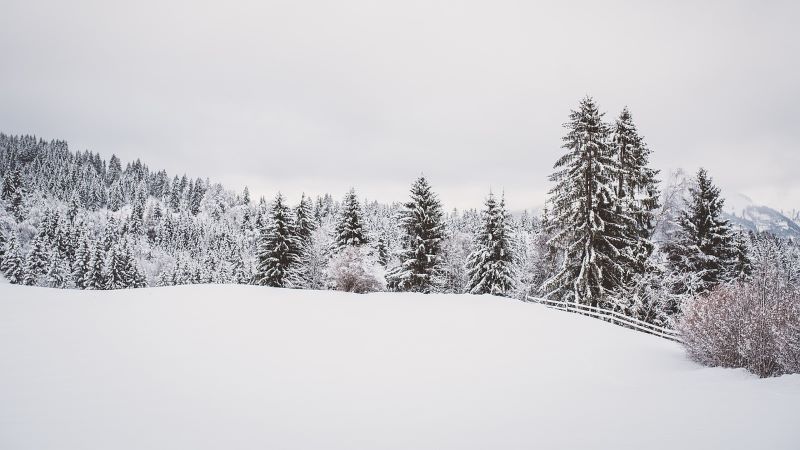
[376,236,389,267]
[664,168,736,298]
[0,234,24,283]
[465,192,516,296]
[543,97,636,307]
[72,237,92,289]
[0,167,24,220]
[610,108,660,278]
[23,235,50,286]
[86,246,107,290]
[255,193,300,287]
[294,193,316,244]
[104,243,143,289]
[46,253,71,288]
[730,231,753,281]
[334,189,367,248]
[387,176,445,293]
[242,186,251,205]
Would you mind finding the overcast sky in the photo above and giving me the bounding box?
[1,0,798,212]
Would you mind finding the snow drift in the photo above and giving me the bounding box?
[0,284,798,450]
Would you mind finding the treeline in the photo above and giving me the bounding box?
[1,98,799,377]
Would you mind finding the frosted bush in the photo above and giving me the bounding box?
[326,246,385,294]
[678,281,799,377]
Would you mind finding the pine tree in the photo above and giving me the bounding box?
[86,246,107,290]
[46,253,71,288]
[105,245,127,289]
[242,186,251,205]
[255,193,300,287]
[0,167,24,220]
[730,231,753,281]
[23,235,50,286]
[543,97,636,307]
[465,192,516,296]
[610,108,660,278]
[72,237,92,289]
[0,234,24,284]
[334,189,367,249]
[387,176,445,293]
[294,193,316,245]
[665,168,736,298]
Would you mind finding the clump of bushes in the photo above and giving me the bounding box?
[678,234,800,377]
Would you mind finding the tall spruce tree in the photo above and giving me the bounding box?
[334,189,367,249]
[72,237,92,289]
[1,167,25,220]
[23,235,50,286]
[543,97,636,307]
[0,234,24,284]
[387,176,445,293]
[664,168,735,298]
[86,245,107,290]
[610,107,660,277]
[465,192,516,296]
[255,193,300,287]
[294,193,316,245]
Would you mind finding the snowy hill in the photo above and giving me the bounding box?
[0,284,798,450]
[724,193,800,239]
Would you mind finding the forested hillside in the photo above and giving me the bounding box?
[2,98,799,378]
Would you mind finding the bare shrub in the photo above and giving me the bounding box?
[326,246,385,294]
[678,256,800,377]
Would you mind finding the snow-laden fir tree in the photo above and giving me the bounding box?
[46,254,71,288]
[0,167,24,220]
[105,245,128,289]
[387,176,445,293]
[0,234,24,283]
[23,234,50,286]
[255,193,300,287]
[610,107,660,276]
[86,245,107,290]
[543,97,636,308]
[294,193,316,245]
[465,192,516,296]
[334,188,367,249]
[664,168,736,301]
[72,237,92,289]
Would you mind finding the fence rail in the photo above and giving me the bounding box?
[526,296,683,343]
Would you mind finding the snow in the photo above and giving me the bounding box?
[0,284,798,450]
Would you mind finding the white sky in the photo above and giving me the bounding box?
[1,0,798,212]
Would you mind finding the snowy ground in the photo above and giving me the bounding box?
[0,284,798,450]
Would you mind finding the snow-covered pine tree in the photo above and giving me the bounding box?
[730,230,753,281]
[23,234,50,286]
[46,254,71,288]
[465,192,516,296]
[0,234,24,284]
[86,245,107,290]
[543,97,636,308]
[255,193,300,287]
[72,237,92,289]
[664,168,736,298]
[294,193,316,245]
[242,186,251,205]
[610,107,660,278]
[0,167,24,220]
[105,245,128,289]
[386,176,445,293]
[334,188,367,249]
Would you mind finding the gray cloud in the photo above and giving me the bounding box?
[1,0,798,211]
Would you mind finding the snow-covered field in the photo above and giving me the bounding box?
[0,284,798,450]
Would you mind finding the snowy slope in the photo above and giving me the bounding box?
[0,284,798,450]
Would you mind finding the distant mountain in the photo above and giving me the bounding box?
[723,193,800,239]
